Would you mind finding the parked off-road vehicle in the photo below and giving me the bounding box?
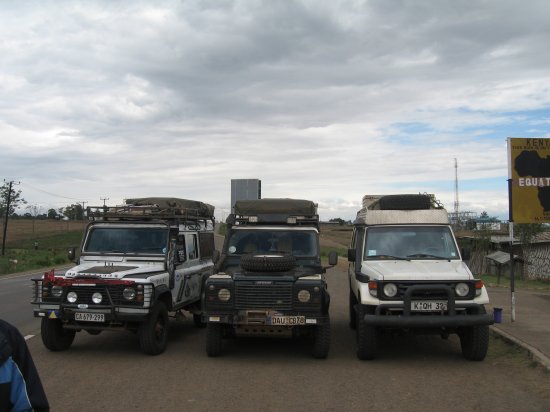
[204,198,338,358]
[31,197,216,355]
[348,194,493,361]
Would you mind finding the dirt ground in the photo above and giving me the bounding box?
[319,224,352,249]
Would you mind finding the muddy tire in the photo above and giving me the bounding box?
[356,305,378,360]
[240,254,296,272]
[193,313,206,328]
[41,318,75,351]
[138,301,169,355]
[206,323,223,357]
[312,320,331,359]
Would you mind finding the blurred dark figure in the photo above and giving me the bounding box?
[0,319,49,412]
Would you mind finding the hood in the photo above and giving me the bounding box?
[65,261,165,280]
[362,260,472,281]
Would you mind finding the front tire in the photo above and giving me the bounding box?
[138,301,169,355]
[312,320,331,359]
[41,318,75,351]
[459,306,490,361]
[349,290,357,329]
[356,305,378,360]
[206,323,223,357]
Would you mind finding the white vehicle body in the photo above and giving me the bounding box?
[348,194,493,361]
[31,198,216,355]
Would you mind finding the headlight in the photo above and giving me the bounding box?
[92,292,103,304]
[218,288,231,302]
[67,291,78,303]
[297,290,311,303]
[123,287,136,300]
[51,286,63,298]
[455,283,469,297]
[383,283,398,298]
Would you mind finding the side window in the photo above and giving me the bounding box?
[198,232,214,259]
[186,234,198,260]
[176,234,186,263]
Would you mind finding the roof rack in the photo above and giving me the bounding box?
[86,203,215,226]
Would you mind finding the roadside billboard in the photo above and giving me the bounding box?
[508,137,550,223]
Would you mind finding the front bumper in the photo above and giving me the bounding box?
[206,309,328,326]
[33,305,151,325]
[362,283,494,328]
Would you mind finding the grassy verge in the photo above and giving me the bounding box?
[479,273,550,291]
[0,231,83,275]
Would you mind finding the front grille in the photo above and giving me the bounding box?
[235,281,293,310]
[65,285,127,306]
[380,282,475,300]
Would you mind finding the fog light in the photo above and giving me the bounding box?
[297,290,311,303]
[218,288,231,301]
[51,286,63,298]
[92,292,103,304]
[67,291,78,303]
[455,283,469,297]
[123,287,136,300]
[383,283,398,298]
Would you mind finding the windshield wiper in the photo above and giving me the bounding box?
[406,253,449,260]
[367,254,408,260]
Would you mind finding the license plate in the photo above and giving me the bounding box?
[268,316,305,326]
[75,312,105,322]
[411,301,448,312]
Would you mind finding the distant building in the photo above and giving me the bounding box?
[231,179,261,212]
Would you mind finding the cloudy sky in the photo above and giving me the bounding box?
[1,0,549,221]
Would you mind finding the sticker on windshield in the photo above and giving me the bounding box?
[229,246,236,254]
[368,250,377,256]
[451,252,456,257]
[162,247,166,254]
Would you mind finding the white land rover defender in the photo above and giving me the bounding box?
[31,197,217,355]
[348,194,494,361]
[204,198,338,358]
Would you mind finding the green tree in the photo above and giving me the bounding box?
[47,208,59,219]
[63,203,84,220]
[0,181,27,216]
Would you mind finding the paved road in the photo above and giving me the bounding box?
[0,269,64,337]
[7,262,548,412]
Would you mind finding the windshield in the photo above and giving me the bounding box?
[226,229,318,257]
[364,226,459,260]
[84,227,169,254]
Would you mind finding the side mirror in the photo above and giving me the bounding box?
[461,248,471,261]
[328,251,338,266]
[212,250,220,264]
[68,247,76,262]
[347,248,356,262]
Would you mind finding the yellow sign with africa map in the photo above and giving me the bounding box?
[508,137,550,223]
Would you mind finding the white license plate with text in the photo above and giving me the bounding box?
[269,316,305,326]
[411,301,448,312]
[75,312,105,322]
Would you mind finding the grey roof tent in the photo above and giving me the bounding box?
[233,198,317,216]
[126,197,215,217]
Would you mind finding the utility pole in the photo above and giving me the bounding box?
[100,197,109,207]
[454,158,460,228]
[1,180,18,256]
[79,201,88,219]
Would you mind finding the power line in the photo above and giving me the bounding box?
[18,181,88,201]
